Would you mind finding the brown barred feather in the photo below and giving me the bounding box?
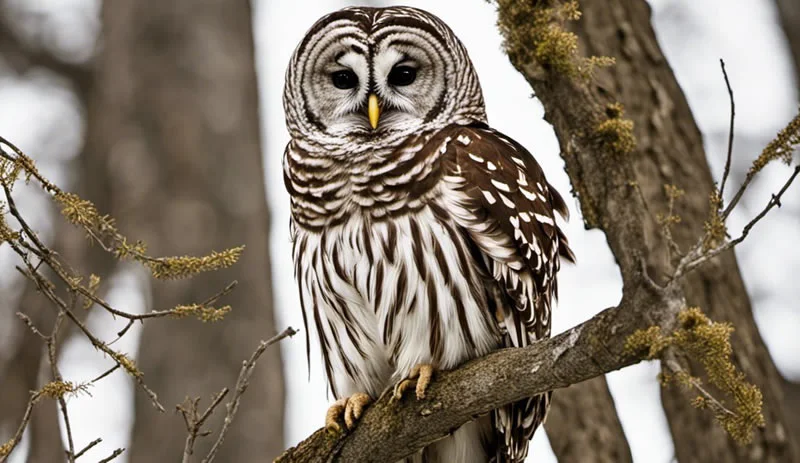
[433,124,574,462]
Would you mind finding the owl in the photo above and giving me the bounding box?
[283,6,574,463]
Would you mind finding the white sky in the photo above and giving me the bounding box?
[0,0,798,461]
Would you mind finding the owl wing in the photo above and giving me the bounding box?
[436,123,574,462]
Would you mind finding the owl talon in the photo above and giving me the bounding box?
[325,392,372,434]
[392,363,436,401]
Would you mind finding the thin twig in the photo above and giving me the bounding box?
[90,364,121,384]
[179,389,230,463]
[675,165,800,279]
[49,298,76,463]
[97,448,125,463]
[664,357,736,418]
[718,59,736,200]
[202,327,297,463]
[14,265,166,412]
[15,312,47,339]
[0,392,42,463]
[73,438,102,459]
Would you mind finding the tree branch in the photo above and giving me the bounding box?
[278,282,683,462]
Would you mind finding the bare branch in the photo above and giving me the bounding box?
[277,285,683,462]
[179,389,229,462]
[0,392,41,462]
[719,59,736,200]
[97,448,125,463]
[675,165,800,279]
[202,327,298,463]
[74,438,102,459]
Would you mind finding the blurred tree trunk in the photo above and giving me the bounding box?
[81,1,284,461]
[498,0,800,461]
[776,0,800,91]
[774,0,800,441]
[546,377,632,463]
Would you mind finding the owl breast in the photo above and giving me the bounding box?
[291,198,501,399]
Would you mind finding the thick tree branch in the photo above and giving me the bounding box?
[278,282,682,462]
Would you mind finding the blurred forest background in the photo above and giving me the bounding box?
[0,0,797,462]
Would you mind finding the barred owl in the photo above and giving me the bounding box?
[283,6,574,463]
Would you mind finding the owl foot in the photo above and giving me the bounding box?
[392,363,436,401]
[325,392,372,434]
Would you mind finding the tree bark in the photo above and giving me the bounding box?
[774,0,800,441]
[546,377,632,463]
[502,1,798,461]
[82,1,284,461]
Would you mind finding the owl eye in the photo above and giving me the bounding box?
[331,70,359,90]
[387,66,417,86]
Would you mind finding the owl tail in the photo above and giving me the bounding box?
[491,391,551,463]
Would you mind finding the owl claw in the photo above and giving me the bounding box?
[392,363,435,401]
[325,392,372,434]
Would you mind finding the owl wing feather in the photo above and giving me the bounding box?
[436,123,574,462]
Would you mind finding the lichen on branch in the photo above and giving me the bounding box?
[626,308,765,445]
[494,0,613,79]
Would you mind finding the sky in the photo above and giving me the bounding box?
[0,0,798,461]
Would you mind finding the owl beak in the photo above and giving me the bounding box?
[368,93,381,129]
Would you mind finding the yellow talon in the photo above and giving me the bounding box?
[325,392,373,433]
[393,363,435,401]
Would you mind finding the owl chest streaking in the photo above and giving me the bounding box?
[283,6,573,463]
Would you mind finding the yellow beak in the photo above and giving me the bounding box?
[368,93,381,129]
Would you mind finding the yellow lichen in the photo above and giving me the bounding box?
[657,184,685,231]
[625,325,670,359]
[596,103,636,156]
[672,308,764,444]
[495,0,613,80]
[703,189,727,252]
[692,396,707,409]
[625,308,764,445]
[145,246,244,279]
[84,274,102,309]
[0,439,12,457]
[750,111,799,175]
[55,192,94,227]
[112,351,143,378]
[38,380,78,400]
[172,303,232,322]
[0,203,19,243]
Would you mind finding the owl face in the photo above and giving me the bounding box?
[284,7,487,150]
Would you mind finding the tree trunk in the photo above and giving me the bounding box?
[774,0,800,441]
[496,0,799,462]
[82,1,284,461]
[546,377,633,463]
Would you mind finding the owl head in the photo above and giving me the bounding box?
[283,6,487,151]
